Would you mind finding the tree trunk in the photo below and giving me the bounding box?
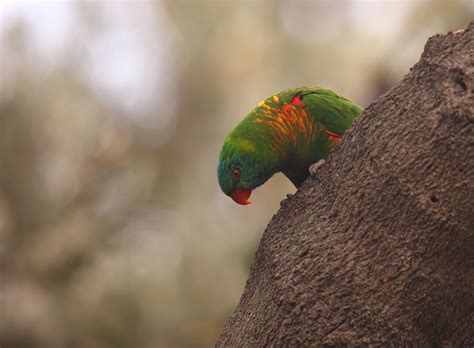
[217,23,474,347]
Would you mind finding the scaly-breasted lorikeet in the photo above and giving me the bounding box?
[217,87,363,205]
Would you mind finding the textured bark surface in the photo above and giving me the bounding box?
[217,23,474,347]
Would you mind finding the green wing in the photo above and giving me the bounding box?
[297,88,363,135]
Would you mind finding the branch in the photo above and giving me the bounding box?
[217,22,474,347]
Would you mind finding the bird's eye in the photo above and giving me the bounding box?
[231,168,241,181]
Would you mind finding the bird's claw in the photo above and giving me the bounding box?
[309,159,326,176]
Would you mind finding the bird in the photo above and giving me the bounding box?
[217,87,363,205]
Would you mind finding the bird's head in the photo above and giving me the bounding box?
[217,135,275,205]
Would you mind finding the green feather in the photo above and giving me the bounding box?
[217,87,363,203]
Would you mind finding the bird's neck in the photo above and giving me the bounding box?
[256,100,321,186]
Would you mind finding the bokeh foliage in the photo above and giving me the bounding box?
[0,1,472,347]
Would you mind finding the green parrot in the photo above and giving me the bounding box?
[217,87,363,205]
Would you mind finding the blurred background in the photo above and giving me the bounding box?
[0,1,472,347]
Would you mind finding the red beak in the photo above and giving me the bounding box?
[232,188,252,205]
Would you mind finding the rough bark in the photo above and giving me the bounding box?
[217,23,474,347]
